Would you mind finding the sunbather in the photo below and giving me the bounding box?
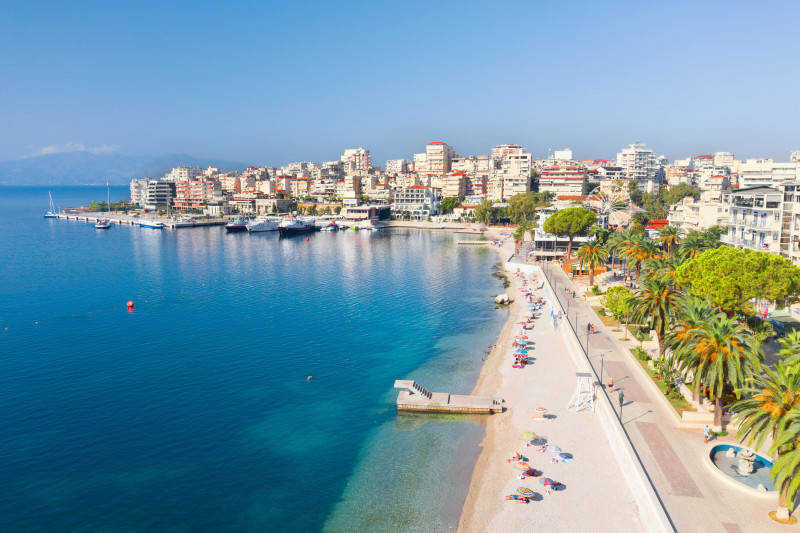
[504,495,530,503]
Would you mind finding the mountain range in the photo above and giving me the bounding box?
[0,152,248,186]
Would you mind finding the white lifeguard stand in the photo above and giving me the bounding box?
[567,372,595,412]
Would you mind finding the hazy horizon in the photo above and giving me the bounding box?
[2,1,798,166]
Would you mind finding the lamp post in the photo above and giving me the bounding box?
[599,353,605,388]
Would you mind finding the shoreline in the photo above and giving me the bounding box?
[459,232,517,531]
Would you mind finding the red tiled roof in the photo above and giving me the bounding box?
[428,141,446,145]
[557,195,588,201]
[695,154,713,158]
[407,185,429,189]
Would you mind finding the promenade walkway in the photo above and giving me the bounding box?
[522,257,787,533]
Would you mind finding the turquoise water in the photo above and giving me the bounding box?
[0,187,507,532]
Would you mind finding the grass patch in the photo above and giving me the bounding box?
[591,306,618,327]
[633,357,692,415]
[710,429,728,437]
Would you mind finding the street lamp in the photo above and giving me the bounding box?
[600,353,605,388]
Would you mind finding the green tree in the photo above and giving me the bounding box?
[541,207,597,258]
[508,194,538,224]
[475,200,493,225]
[601,286,633,323]
[681,314,761,427]
[769,432,800,522]
[439,196,461,213]
[778,331,800,366]
[632,276,682,356]
[732,361,800,520]
[575,238,605,286]
[628,180,642,206]
[676,247,800,315]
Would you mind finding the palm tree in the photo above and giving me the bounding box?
[769,430,800,522]
[666,297,717,403]
[677,231,706,261]
[658,225,680,257]
[732,361,800,521]
[682,314,761,427]
[778,331,800,367]
[631,276,682,357]
[575,238,605,286]
[606,230,626,270]
[643,256,683,284]
[629,238,662,279]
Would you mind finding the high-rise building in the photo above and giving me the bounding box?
[341,148,371,175]
[414,142,455,175]
[616,142,664,192]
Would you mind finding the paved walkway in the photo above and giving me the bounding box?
[514,257,788,533]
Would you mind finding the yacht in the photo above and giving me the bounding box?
[95,219,112,229]
[319,220,340,232]
[225,216,250,232]
[139,219,165,229]
[44,191,57,218]
[246,215,280,233]
[278,215,316,235]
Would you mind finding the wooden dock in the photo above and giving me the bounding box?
[394,380,503,414]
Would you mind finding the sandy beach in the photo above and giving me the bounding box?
[458,233,644,532]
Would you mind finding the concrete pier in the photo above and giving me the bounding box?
[394,380,503,414]
[54,213,227,229]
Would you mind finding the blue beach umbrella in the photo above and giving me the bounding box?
[515,348,528,354]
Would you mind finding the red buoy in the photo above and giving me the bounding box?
[306,237,309,242]
[127,300,134,308]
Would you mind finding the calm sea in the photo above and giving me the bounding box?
[0,186,507,532]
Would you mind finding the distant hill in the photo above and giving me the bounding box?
[0,152,248,186]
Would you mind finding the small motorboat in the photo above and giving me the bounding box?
[95,219,112,229]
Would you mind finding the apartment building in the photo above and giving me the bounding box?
[173,177,222,209]
[616,142,664,193]
[722,186,783,254]
[414,142,455,175]
[538,164,588,196]
[391,186,439,220]
[141,180,176,211]
[668,197,730,232]
[162,166,203,181]
[443,171,467,198]
[341,148,371,176]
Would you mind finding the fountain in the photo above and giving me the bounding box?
[709,444,775,492]
[737,449,756,476]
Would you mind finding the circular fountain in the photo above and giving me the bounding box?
[708,444,775,493]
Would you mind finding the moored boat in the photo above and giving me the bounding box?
[246,215,280,233]
[278,215,316,235]
[139,219,165,229]
[44,191,57,218]
[225,216,250,232]
[95,219,112,229]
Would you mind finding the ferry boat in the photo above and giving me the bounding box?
[95,219,112,229]
[225,216,250,232]
[278,215,316,235]
[139,219,165,229]
[246,215,280,233]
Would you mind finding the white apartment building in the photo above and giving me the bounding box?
[341,148,371,175]
[538,164,588,196]
[142,180,176,211]
[452,155,490,173]
[738,158,800,189]
[443,171,467,198]
[616,142,664,192]
[668,197,730,232]
[385,159,411,175]
[491,144,532,198]
[722,186,783,254]
[162,166,203,181]
[391,186,439,220]
[130,178,149,206]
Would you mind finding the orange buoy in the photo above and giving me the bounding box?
[306,237,309,242]
[127,300,134,308]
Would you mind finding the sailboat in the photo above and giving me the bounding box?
[44,191,57,218]
[95,182,112,229]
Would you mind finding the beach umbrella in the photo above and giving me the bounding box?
[515,335,528,340]
[546,445,562,453]
[515,349,528,354]
[539,477,554,487]
[517,487,535,497]
[516,339,528,345]
[521,431,536,442]
[512,460,531,471]
[531,436,547,446]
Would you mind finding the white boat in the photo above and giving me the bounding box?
[225,216,250,232]
[278,215,316,235]
[95,219,112,229]
[139,219,165,229]
[44,191,57,218]
[246,215,280,233]
[95,183,112,228]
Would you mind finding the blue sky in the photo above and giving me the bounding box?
[1,1,798,166]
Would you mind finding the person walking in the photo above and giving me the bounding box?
[608,377,614,390]
[587,323,592,334]
[704,425,710,444]
[590,323,595,334]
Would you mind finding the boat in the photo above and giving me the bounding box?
[95,183,112,228]
[319,220,339,232]
[246,215,280,233]
[278,215,316,235]
[44,191,57,218]
[139,219,165,229]
[225,216,250,232]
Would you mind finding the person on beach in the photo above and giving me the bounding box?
[590,323,595,334]
[704,425,710,444]
[507,452,521,462]
[608,377,614,390]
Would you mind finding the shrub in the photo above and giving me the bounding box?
[591,285,601,295]
[597,308,607,316]
[632,346,649,361]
